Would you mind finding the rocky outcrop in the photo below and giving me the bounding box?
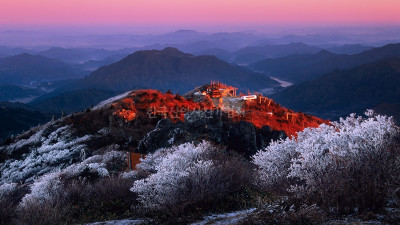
[257,125,287,149]
[137,110,287,157]
[228,121,257,156]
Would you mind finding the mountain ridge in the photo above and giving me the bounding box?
[0,53,85,85]
[80,47,280,93]
[271,57,400,119]
[251,43,400,83]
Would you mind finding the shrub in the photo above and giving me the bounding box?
[0,183,29,224]
[15,150,139,224]
[252,137,297,193]
[17,199,68,225]
[17,175,139,225]
[253,111,400,212]
[131,141,253,217]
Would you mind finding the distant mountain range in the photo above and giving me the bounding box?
[251,43,400,83]
[0,40,387,73]
[271,57,400,119]
[325,44,374,55]
[118,42,325,66]
[0,46,36,56]
[139,42,373,66]
[231,42,322,65]
[39,47,115,64]
[0,54,85,86]
[80,47,279,93]
[37,47,130,66]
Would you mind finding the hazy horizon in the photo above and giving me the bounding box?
[1,0,400,49]
[0,25,399,50]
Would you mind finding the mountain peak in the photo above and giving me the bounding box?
[316,49,334,56]
[1,53,53,62]
[13,53,34,58]
[159,47,187,56]
[288,42,309,47]
[129,47,187,58]
[172,29,198,34]
[105,83,327,138]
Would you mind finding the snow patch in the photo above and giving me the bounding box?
[191,208,256,225]
[86,219,144,225]
[93,91,131,109]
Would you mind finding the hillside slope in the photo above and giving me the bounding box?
[271,58,400,119]
[374,103,400,125]
[1,83,326,182]
[0,102,52,143]
[30,89,117,114]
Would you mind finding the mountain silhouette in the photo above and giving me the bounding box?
[251,43,400,83]
[81,47,279,93]
[0,53,84,85]
[271,57,400,119]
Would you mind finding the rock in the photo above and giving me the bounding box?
[228,121,258,157]
[138,111,286,157]
[156,118,172,129]
[137,119,176,153]
[167,128,185,144]
[257,125,287,149]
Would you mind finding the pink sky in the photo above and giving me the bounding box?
[1,0,399,27]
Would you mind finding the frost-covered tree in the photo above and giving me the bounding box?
[132,142,214,210]
[253,111,400,211]
[0,125,92,184]
[19,151,125,207]
[15,150,131,224]
[131,141,252,215]
[252,137,297,191]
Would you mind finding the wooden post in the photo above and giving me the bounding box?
[267,99,272,108]
[127,152,132,170]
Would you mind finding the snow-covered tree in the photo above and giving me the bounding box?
[19,150,125,207]
[0,125,92,184]
[131,141,252,215]
[0,183,18,202]
[252,137,297,191]
[253,111,400,211]
[131,141,215,210]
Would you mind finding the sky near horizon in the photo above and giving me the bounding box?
[1,0,399,28]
